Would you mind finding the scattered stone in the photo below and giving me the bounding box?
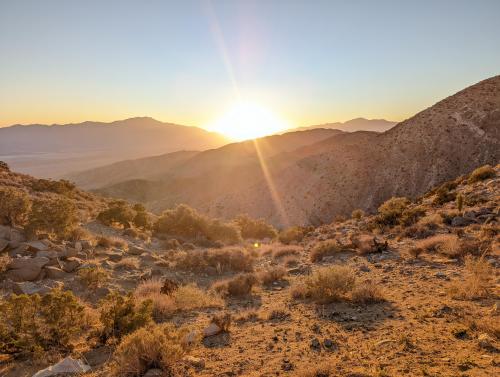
[129,245,147,255]
[434,272,449,280]
[143,369,163,377]
[184,355,205,369]
[32,357,90,377]
[6,256,49,282]
[451,216,474,227]
[83,346,112,367]
[324,338,334,348]
[62,257,82,273]
[310,338,321,350]
[478,333,496,351]
[0,239,9,252]
[44,266,69,279]
[108,253,123,262]
[203,323,222,337]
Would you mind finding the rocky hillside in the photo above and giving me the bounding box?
[295,117,397,133]
[72,76,500,227]
[0,117,229,178]
[0,162,498,377]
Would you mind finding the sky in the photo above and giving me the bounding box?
[1,0,500,131]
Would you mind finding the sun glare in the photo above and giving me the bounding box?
[206,102,290,141]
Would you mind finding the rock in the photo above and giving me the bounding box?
[143,369,163,377]
[310,338,321,349]
[129,245,147,255]
[108,253,123,262]
[12,281,51,295]
[451,216,474,227]
[44,266,69,279]
[359,265,371,272]
[74,241,82,252]
[324,338,334,348]
[62,257,82,273]
[25,240,49,252]
[83,346,112,367]
[0,225,10,240]
[0,238,9,252]
[61,247,78,259]
[184,355,205,369]
[32,357,90,377]
[80,240,93,250]
[6,256,50,282]
[478,333,496,351]
[434,272,449,280]
[36,250,59,259]
[8,244,29,257]
[203,323,222,337]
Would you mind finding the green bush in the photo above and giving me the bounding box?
[154,204,241,244]
[97,200,135,228]
[132,204,152,230]
[375,197,410,226]
[468,165,496,183]
[433,185,456,205]
[78,266,109,289]
[26,197,78,238]
[31,179,76,195]
[0,161,10,171]
[351,209,365,220]
[0,187,31,226]
[0,289,88,355]
[234,214,277,240]
[99,292,153,341]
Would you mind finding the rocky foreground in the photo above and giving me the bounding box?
[0,164,498,377]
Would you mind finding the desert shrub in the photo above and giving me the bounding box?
[259,266,287,285]
[266,308,290,321]
[69,226,93,242]
[415,234,481,258]
[282,255,300,267]
[293,362,334,377]
[0,187,31,226]
[132,203,152,230]
[0,254,11,273]
[212,273,258,297]
[175,247,253,274]
[302,266,356,303]
[278,226,312,245]
[0,289,89,355]
[480,223,499,240]
[78,266,109,289]
[111,323,188,377]
[210,312,232,332]
[351,234,388,254]
[135,280,222,321]
[99,292,153,341]
[456,193,464,213]
[272,246,300,259]
[97,200,135,229]
[448,256,493,300]
[468,165,496,183]
[154,204,241,244]
[310,240,349,262]
[26,197,78,238]
[31,179,76,195]
[400,206,426,226]
[433,184,457,205]
[115,257,140,270]
[351,282,385,304]
[96,235,127,249]
[234,214,277,240]
[375,197,410,226]
[351,209,365,220]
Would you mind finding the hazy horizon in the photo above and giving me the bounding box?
[1,0,500,136]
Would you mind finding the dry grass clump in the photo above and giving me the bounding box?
[258,266,287,286]
[281,255,300,267]
[278,226,312,245]
[175,247,254,274]
[115,257,140,270]
[292,362,334,376]
[212,273,258,297]
[310,240,350,262]
[301,265,356,303]
[351,209,365,220]
[134,279,222,321]
[78,266,109,289]
[266,307,291,321]
[465,314,500,339]
[448,255,494,300]
[468,164,496,183]
[272,246,301,259]
[351,282,385,304]
[97,235,127,250]
[0,254,11,273]
[110,323,189,377]
[69,226,93,242]
[415,234,481,258]
[235,309,260,323]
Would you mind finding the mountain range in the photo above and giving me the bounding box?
[68,76,500,226]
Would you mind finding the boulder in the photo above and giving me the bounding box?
[44,266,69,279]
[451,216,474,227]
[203,323,222,337]
[0,225,10,239]
[143,369,163,377]
[62,258,82,273]
[183,355,205,369]
[61,247,78,259]
[74,241,82,252]
[25,240,49,252]
[83,346,112,367]
[107,253,123,262]
[128,245,147,255]
[12,281,58,295]
[36,250,59,259]
[9,256,49,270]
[0,238,9,252]
[32,357,91,377]
[8,244,29,257]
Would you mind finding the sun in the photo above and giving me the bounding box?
[206,101,290,141]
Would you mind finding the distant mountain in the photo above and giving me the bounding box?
[0,117,229,178]
[73,76,500,227]
[297,118,397,133]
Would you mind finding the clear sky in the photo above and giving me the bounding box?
[1,0,500,130]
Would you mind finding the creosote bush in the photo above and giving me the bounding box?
[0,187,31,226]
[351,209,365,220]
[468,164,496,183]
[78,266,109,289]
[26,197,78,239]
[278,226,313,245]
[175,247,254,274]
[97,200,135,229]
[99,292,153,341]
[311,240,350,262]
[448,255,493,300]
[212,273,258,297]
[111,323,189,377]
[154,204,241,244]
[132,203,152,230]
[234,214,277,240]
[258,266,287,285]
[303,265,356,303]
[31,178,76,195]
[0,289,90,355]
[374,197,410,226]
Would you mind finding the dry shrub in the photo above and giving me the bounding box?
[468,164,496,183]
[97,235,127,250]
[416,234,481,258]
[115,257,140,270]
[175,247,254,274]
[234,214,277,240]
[259,266,287,285]
[0,186,31,226]
[210,312,232,332]
[78,266,109,289]
[290,282,308,300]
[282,255,300,267]
[235,309,260,323]
[278,226,312,245]
[351,209,365,220]
[480,223,499,241]
[272,246,301,260]
[135,280,222,321]
[466,315,500,339]
[266,308,290,321]
[68,226,93,242]
[26,197,79,239]
[111,323,188,377]
[212,273,258,297]
[0,254,11,273]
[448,255,494,300]
[310,240,349,262]
[351,282,385,304]
[303,266,356,303]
